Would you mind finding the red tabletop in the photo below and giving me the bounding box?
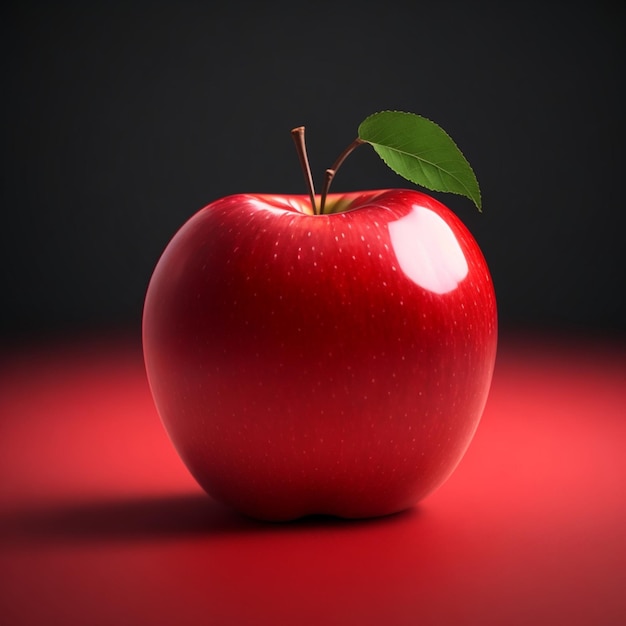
[1,334,625,625]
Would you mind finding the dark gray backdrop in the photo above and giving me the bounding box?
[2,1,624,345]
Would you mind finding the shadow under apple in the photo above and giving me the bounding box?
[1,492,420,545]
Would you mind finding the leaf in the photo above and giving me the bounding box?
[357,111,482,210]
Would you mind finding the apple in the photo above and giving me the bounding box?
[143,113,497,520]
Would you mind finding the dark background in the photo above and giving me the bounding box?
[2,1,624,346]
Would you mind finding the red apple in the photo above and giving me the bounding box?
[143,188,497,520]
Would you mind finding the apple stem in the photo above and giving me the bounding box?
[290,127,318,214]
[319,138,366,214]
[290,128,367,215]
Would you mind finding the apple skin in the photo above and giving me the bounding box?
[143,189,497,521]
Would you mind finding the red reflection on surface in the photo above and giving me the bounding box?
[1,334,625,625]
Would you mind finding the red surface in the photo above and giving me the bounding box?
[1,334,625,625]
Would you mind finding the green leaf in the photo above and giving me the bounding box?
[357,111,482,210]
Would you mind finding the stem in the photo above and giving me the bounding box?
[290,127,317,214]
[319,138,365,214]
